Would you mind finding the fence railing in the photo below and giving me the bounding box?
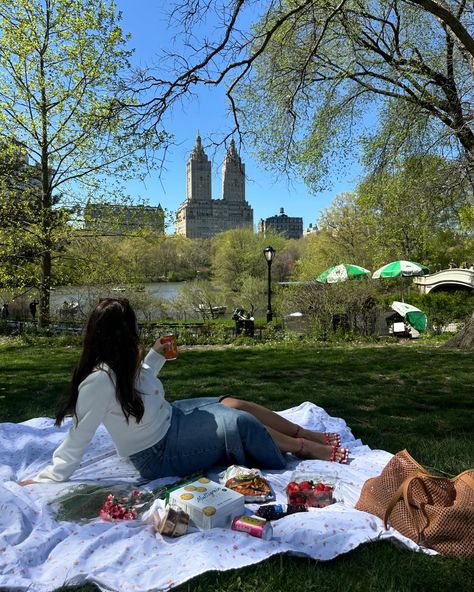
[0,319,265,340]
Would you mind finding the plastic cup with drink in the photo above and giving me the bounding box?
[159,334,178,360]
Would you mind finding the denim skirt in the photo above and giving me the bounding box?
[129,396,286,480]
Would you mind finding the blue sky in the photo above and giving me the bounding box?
[116,0,365,232]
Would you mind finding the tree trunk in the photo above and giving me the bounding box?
[39,250,51,328]
[443,310,474,349]
[39,42,51,328]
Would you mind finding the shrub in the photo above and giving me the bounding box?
[0,320,13,336]
[407,290,473,333]
[262,320,285,341]
[280,281,383,339]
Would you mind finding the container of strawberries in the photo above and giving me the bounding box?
[286,473,336,508]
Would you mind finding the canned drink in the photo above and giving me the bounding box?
[160,334,177,360]
[231,515,273,540]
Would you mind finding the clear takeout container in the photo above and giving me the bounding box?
[286,471,338,508]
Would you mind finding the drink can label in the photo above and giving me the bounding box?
[160,334,177,360]
[231,515,273,539]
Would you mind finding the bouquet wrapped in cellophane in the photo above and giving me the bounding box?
[50,473,202,523]
[49,483,165,523]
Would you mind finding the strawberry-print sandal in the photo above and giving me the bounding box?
[324,432,341,447]
[295,439,349,464]
[329,446,349,464]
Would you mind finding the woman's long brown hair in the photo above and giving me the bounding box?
[55,299,144,426]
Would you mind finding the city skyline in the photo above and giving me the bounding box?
[116,0,365,233]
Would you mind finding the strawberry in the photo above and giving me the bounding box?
[298,480,312,490]
[287,481,300,492]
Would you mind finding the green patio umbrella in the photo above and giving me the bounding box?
[372,260,430,279]
[391,301,428,332]
[316,263,371,284]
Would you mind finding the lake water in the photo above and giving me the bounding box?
[50,282,188,320]
[51,282,184,306]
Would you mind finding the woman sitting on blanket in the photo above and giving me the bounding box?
[19,299,348,485]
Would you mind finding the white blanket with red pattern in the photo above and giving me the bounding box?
[0,402,435,592]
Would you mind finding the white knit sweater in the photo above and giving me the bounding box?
[34,349,172,482]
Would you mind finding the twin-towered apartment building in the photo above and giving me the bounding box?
[175,136,304,240]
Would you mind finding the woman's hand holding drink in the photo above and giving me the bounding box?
[153,335,177,360]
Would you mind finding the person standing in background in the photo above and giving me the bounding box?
[29,300,38,320]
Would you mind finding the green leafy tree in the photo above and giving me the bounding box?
[211,227,288,293]
[294,192,373,280]
[0,142,57,291]
[236,275,266,316]
[294,231,337,280]
[356,155,471,268]
[64,234,140,288]
[408,290,474,333]
[295,156,472,284]
[115,229,164,284]
[158,236,211,282]
[240,0,474,189]
[317,193,373,266]
[272,239,303,282]
[0,0,165,325]
[116,234,211,283]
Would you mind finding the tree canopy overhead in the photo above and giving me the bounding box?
[131,0,474,188]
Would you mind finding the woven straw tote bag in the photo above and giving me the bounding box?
[355,449,474,558]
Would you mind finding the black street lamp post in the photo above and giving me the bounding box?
[263,246,275,323]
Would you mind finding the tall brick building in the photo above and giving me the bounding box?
[175,136,253,238]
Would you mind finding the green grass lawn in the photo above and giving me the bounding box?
[1,337,473,591]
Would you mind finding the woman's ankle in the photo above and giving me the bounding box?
[295,426,311,440]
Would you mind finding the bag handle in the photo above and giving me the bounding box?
[384,470,474,543]
[458,472,474,491]
[384,472,428,543]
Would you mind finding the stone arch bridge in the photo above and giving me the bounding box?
[413,268,474,294]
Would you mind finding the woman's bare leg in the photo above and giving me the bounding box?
[220,397,340,445]
[220,397,347,461]
[264,427,346,461]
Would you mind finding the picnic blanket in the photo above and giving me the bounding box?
[0,402,436,592]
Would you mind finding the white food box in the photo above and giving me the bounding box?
[166,476,245,530]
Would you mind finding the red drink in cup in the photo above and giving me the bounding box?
[160,335,177,360]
